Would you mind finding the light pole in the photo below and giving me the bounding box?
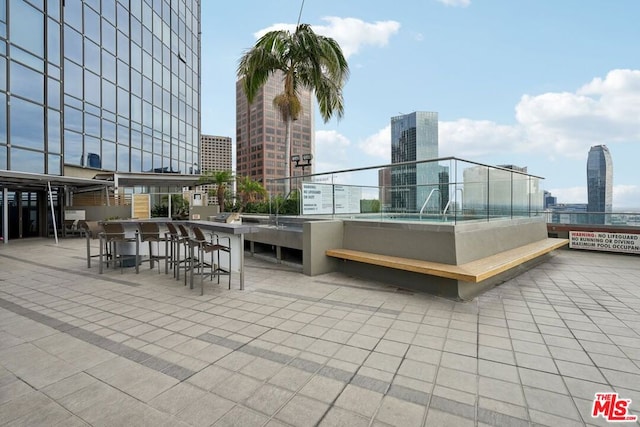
[291,154,312,214]
[291,153,313,176]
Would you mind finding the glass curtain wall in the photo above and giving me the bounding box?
[1,0,200,175]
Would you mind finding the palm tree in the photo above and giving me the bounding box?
[236,176,267,213]
[198,170,234,211]
[237,23,349,196]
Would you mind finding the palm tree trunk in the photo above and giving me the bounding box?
[284,118,292,196]
[217,185,225,212]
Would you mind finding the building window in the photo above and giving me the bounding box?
[10,97,44,150]
[10,0,44,57]
[11,148,44,173]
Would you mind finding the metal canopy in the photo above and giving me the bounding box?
[0,170,114,191]
[93,172,201,188]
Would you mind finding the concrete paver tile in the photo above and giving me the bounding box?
[268,365,314,391]
[149,382,208,415]
[212,405,270,427]
[334,384,383,417]
[319,406,370,427]
[424,408,474,427]
[275,394,329,427]
[41,372,97,401]
[212,372,263,402]
[0,379,33,405]
[435,367,478,394]
[174,392,235,426]
[523,387,581,420]
[479,376,526,407]
[244,383,294,415]
[375,395,425,427]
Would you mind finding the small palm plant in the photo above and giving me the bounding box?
[236,176,267,213]
[198,170,234,211]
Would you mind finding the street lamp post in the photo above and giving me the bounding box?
[291,153,313,176]
[291,154,313,214]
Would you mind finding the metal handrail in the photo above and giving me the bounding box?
[419,188,439,219]
[443,188,464,216]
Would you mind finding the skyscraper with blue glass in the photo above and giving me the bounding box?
[0,0,201,240]
[390,111,440,212]
[587,144,613,224]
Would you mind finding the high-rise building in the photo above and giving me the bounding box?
[200,134,232,174]
[390,111,440,212]
[200,134,232,205]
[378,167,392,210]
[544,190,557,209]
[586,145,613,224]
[497,164,527,173]
[235,71,314,195]
[1,1,201,240]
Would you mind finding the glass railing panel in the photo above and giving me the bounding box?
[461,163,489,220]
[529,177,544,216]
[265,157,545,225]
[543,211,640,227]
[487,167,513,220]
[511,171,529,218]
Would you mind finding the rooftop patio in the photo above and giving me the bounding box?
[0,238,639,426]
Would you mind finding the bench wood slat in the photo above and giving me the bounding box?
[326,238,568,283]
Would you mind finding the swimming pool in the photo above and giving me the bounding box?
[331,212,514,223]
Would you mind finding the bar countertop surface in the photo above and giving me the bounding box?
[102,218,262,235]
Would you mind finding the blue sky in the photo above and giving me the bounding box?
[200,0,640,209]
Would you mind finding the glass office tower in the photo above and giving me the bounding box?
[587,144,613,224]
[390,111,439,212]
[0,0,201,175]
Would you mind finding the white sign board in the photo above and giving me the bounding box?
[302,183,334,214]
[64,209,85,220]
[334,185,362,214]
[302,183,363,215]
[192,192,203,207]
[569,231,640,255]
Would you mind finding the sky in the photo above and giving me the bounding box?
[200,0,640,210]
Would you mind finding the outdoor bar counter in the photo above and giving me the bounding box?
[102,218,261,290]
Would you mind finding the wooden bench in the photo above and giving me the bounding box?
[326,238,568,283]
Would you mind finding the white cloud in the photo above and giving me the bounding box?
[315,17,401,59]
[439,119,524,158]
[435,69,640,160]
[516,69,640,158]
[314,130,351,172]
[436,0,471,7]
[358,125,391,159]
[254,23,297,39]
[548,186,586,204]
[254,17,400,59]
[613,185,640,209]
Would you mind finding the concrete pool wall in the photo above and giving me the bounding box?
[245,215,551,300]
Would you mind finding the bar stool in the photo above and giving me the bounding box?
[188,226,231,295]
[137,222,169,273]
[178,224,195,285]
[99,223,139,274]
[211,232,232,290]
[82,221,110,268]
[164,223,183,277]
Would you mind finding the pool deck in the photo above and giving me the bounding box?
[1,238,639,426]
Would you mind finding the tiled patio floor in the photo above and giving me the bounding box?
[1,238,639,426]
